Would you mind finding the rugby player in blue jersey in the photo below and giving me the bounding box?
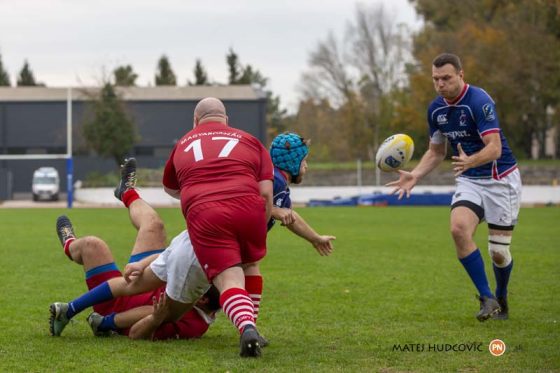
[387,53,521,321]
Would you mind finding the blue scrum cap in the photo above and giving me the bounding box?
[270,132,309,177]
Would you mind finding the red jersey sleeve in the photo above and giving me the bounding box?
[152,310,210,340]
[258,141,274,182]
[162,146,179,190]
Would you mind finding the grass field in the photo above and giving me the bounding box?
[0,206,558,372]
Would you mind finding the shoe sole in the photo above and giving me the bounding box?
[476,307,501,322]
[49,303,60,336]
[491,313,509,320]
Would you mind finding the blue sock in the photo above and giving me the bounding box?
[493,260,513,298]
[98,312,118,332]
[67,282,114,319]
[459,249,493,298]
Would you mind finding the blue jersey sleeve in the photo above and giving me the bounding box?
[472,90,500,136]
[268,168,292,231]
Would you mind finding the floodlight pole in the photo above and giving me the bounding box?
[66,88,73,209]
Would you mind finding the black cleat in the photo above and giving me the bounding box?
[114,158,137,201]
[492,297,509,320]
[239,325,262,358]
[258,333,270,348]
[476,295,501,322]
[56,215,75,248]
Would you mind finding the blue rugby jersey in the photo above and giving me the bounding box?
[427,84,517,179]
[267,167,292,231]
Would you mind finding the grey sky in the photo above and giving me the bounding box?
[0,0,420,111]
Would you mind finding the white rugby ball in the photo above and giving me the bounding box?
[375,134,414,172]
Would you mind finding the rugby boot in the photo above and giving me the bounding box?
[87,312,113,337]
[258,333,270,348]
[492,297,509,320]
[56,215,75,248]
[239,325,262,358]
[476,295,501,322]
[114,158,137,201]
[49,302,70,336]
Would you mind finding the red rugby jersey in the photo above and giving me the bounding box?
[163,122,273,216]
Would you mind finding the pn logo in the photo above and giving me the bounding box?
[489,339,506,356]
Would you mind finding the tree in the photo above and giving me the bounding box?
[226,48,242,84]
[155,55,177,86]
[17,60,41,86]
[406,0,560,158]
[189,59,209,85]
[225,48,288,140]
[83,83,138,166]
[0,53,10,86]
[299,3,412,160]
[113,65,138,86]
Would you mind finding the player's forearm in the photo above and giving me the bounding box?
[114,306,153,329]
[466,141,502,169]
[128,314,162,340]
[287,211,320,244]
[135,254,159,271]
[411,148,446,181]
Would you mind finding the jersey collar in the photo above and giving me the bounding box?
[444,83,469,106]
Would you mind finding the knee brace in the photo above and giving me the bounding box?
[488,235,512,267]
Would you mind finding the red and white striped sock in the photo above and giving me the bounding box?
[245,275,263,322]
[220,287,256,333]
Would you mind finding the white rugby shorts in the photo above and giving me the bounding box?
[452,169,522,226]
[150,230,210,304]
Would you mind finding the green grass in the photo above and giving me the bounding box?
[0,207,559,372]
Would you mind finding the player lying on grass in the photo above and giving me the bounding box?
[50,158,219,339]
[51,181,221,339]
[50,135,335,339]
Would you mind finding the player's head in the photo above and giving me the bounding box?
[195,285,221,313]
[193,97,228,128]
[432,53,465,100]
[270,132,309,184]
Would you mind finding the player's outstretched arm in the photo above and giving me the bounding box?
[287,210,335,256]
[386,141,446,199]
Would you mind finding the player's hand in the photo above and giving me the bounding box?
[385,170,417,199]
[451,143,473,177]
[272,207,295,226]
[124,262,143,283]
[151,292,168,325]
[312,235,336,256]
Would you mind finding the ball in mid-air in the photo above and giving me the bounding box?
[375,134,414,172]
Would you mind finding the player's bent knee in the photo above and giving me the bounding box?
[488,235,512,267]
[81,236,110,252]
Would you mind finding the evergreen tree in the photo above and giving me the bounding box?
[155,55,177,86]
[17,60,38,86]
[113,65,138,86]
[189,59,209,85]
[83,83,138,166]
[226,48,242,84]
[0,53,10,86]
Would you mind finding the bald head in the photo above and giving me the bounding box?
[193,97,228,127]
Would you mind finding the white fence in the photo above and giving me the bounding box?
[74,185,560,207]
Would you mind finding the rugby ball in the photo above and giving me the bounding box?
[375,134,414,172]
